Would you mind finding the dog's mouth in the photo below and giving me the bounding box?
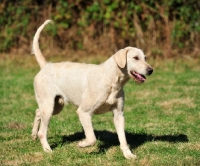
[130,71,146,83]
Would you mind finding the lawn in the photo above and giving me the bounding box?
[0,55,200,165]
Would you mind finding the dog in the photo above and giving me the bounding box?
[31,20,153,159]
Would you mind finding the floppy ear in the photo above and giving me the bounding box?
[113,49,128,68]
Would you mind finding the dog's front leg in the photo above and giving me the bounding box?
[113,107,136,159]
[76,107,96,147]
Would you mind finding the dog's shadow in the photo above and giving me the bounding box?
[51,130,188,154]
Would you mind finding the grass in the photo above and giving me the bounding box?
[1,55,200,165]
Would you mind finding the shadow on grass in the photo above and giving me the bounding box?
[51,130,188,154]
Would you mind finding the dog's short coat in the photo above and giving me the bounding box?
[31,20,153,159]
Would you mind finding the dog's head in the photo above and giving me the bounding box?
[113,47,153,83]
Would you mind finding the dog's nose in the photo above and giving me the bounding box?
[147,67,153,75]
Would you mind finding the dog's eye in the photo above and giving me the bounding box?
[134,57,139,60]
[145,57,147,61]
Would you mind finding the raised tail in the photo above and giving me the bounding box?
[32,20,52,69]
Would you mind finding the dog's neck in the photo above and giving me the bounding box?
[102,57,129,105]
[105,57,129,86]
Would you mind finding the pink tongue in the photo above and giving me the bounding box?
[136,73,146,81]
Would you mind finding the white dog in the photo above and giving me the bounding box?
[31,20,153,159]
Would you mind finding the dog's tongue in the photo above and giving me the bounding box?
[136,73,146,82]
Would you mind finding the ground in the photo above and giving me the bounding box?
[0,54,200,165]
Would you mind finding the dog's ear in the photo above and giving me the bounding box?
[113,49,128,68]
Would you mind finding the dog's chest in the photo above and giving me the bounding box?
[105,76,125,105]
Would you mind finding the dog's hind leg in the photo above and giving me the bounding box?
[37,101,54,152]
[31,108,41,140]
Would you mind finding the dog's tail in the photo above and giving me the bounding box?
[32,20,52,69]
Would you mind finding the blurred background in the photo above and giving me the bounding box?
[0,0,200,58]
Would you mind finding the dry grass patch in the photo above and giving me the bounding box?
[132,90,160,99]
[3,152,44,166]
[6,122,26,130]
[188,78,200,84]
[182,143,200,151]
[159,97,195,110]
[22,152,44,164]
[139,157,150,166]
[3,159,23,166]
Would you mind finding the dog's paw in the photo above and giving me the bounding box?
[31,134,37,141]
[78,139,96,147]
[43,147,53,153]
[122,148,136,159]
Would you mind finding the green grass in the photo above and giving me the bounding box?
[1,55,200,165]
